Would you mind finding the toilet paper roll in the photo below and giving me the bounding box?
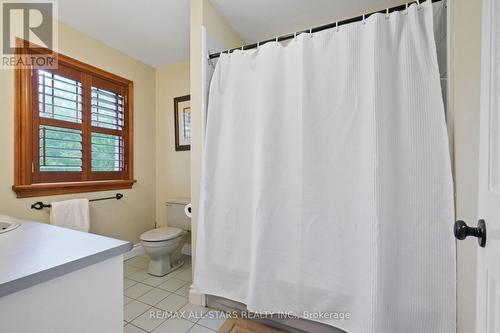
[184,203,192,218]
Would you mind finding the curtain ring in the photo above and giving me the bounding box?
[276,36,279,45]
[309,28,313,38]
[257,41,260,50]
[294,31,297,41]
[416,0,422,10]
[336,21,339,32]
[405,3,409,14]
[362,14,366,25]
[386,8,390,19]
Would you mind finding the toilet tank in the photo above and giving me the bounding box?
[166,198,191,231]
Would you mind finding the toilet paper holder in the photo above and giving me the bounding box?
[184,203,192,217]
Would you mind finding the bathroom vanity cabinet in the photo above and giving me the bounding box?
[0,220,132,333]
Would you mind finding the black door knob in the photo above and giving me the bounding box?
[454,219,487,248]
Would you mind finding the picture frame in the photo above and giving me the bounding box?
[174,95,191,151]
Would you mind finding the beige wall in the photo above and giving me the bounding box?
[190,0,244,274]
[452,0,483,332]
[201,1,245,49]
[0,21,156,244]
[155,61,191,227]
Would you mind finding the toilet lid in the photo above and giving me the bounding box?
[140,227,183,242]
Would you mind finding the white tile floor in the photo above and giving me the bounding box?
[123,255,225,333]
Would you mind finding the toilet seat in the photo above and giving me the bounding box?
[140,226,183,242]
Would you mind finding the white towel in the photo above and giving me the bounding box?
[49,199,90,232]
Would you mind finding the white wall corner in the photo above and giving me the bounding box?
[189,285,206,306]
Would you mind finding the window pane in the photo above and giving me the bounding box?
[91,132,124,172]
[91,87,124,130]
[39,125,82,172]
[38,70,82,123]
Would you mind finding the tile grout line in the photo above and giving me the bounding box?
[125,303,153,324]
[125,258,211,333]
[126,322,149,333]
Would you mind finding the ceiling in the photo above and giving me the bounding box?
[210,0,406,43]
[58,0,191,68]
[58,0,406,68]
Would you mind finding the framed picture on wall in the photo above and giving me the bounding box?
[174,95,191,151]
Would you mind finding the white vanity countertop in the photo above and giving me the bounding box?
[0,220,132,297]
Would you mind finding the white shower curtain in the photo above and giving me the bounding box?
[194,1,455,332]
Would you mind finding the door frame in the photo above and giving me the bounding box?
[451,0,485,332]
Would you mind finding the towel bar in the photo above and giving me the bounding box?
[30,193,123,210]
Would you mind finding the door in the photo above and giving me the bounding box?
[477,0,500,330]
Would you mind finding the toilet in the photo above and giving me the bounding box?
[140,198,191,276]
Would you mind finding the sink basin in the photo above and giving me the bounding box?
[0,219,20,233]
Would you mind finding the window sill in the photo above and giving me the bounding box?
[12,180,136,198]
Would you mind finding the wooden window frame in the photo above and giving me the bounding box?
[12,39,135,198]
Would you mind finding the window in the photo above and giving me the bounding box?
[13,40,134,197]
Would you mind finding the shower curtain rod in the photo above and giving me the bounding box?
[208,0,442,59]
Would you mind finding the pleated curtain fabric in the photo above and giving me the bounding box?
[195,1,455,332]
